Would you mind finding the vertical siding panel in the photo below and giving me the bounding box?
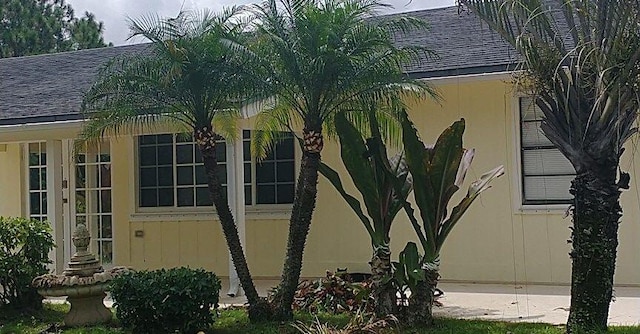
[161,222,180,268]
[129,221,145,266]
[0,144,24,217]
[142,221,163,269]
[178,221,199,268]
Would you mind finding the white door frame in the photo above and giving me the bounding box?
[63,139,114,268]
[45,140,64,274]
[62,140,73,266]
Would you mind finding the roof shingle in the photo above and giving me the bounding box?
[0,6,518,125]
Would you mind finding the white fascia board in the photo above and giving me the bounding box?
[0,119,84,143]
[420,71,518,85]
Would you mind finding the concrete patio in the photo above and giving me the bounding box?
[48,279,640,326]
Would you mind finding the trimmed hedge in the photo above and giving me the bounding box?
[110,267,221,333]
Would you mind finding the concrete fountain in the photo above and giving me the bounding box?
[32,224,129,327]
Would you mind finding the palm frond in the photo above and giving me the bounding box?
[462,0,640,171]
[212,109,241,141]
[252,0,437,149]
[252,100,303,160]
[82,7,259,145]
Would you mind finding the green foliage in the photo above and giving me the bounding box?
[0,217,54,311]
[398,114,504,265]
[392,242,425,299]
[252,0,435,318]
[284,271,372,314]
[0,0,110,58]
[250,0,434,157]
[109,267,221,334]
[460,0,640,171]
[69,12,111,50]
[2,303,640,333]
[318,113,412,248]
[81,7,256,141]
[459,2,640,331]
[82,9,268,321]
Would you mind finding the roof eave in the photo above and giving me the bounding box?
[408,63,518,80]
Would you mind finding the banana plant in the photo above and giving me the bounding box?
[397,112,504,325]
[318,112,412,318]
[391,242,424,304]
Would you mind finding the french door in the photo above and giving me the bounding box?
[63,140,113,268]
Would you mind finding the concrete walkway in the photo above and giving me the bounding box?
[216,280,639,326]
[47,280,639,326]
[432,283,639,326]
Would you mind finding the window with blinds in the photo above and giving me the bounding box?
[520,97,575,204]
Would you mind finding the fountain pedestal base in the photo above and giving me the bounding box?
[65,291,112,327]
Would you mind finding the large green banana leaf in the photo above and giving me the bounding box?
[318,113,412,247]
[399,110,504,263]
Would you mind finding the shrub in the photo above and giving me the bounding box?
[284,271,372,314]
[109,267,221,333]
[0,217,54,311]
[292,309,396,334]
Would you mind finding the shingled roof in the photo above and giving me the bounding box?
[0,44,149,125]
[0,5,518,126]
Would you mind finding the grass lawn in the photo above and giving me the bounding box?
[0,304,638,334]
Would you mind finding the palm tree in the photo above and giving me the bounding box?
[460,0,640,332]
[251,0,432,320]
[80,9,272,321]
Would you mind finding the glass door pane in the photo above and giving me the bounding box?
[72,141,113,266]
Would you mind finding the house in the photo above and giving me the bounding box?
[0,5,638,287]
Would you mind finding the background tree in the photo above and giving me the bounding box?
[80,9,271,322]
[251,0,431,320]
[461,0,640,332]
[69,12,110,50]
[0,0,110,58]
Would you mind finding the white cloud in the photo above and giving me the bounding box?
[66,0,455,46]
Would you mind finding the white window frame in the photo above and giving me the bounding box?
[131,130,299,219]
[135,133,229,212]
[23,142,48,221]
[512,95,575,212]
[243,130,297,211]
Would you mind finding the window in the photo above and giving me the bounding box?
[520,97,575,204]
[137,131,296,210]
[27,142,47,221]
[138,134,228,208]
[243,130,296,205]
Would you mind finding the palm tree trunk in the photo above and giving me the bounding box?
[195,127,272,322]
[370,244,396,318]
[273,129,323,321]
[566,168,621,333]
[406,267,438,326]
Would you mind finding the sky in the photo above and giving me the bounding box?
[65,0,456,46]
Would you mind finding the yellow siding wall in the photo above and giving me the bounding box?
[109,137,231,275]
[0,144,23,217]
[305,77,638,285]
[400,78,572,284]
[1,76,638,286]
